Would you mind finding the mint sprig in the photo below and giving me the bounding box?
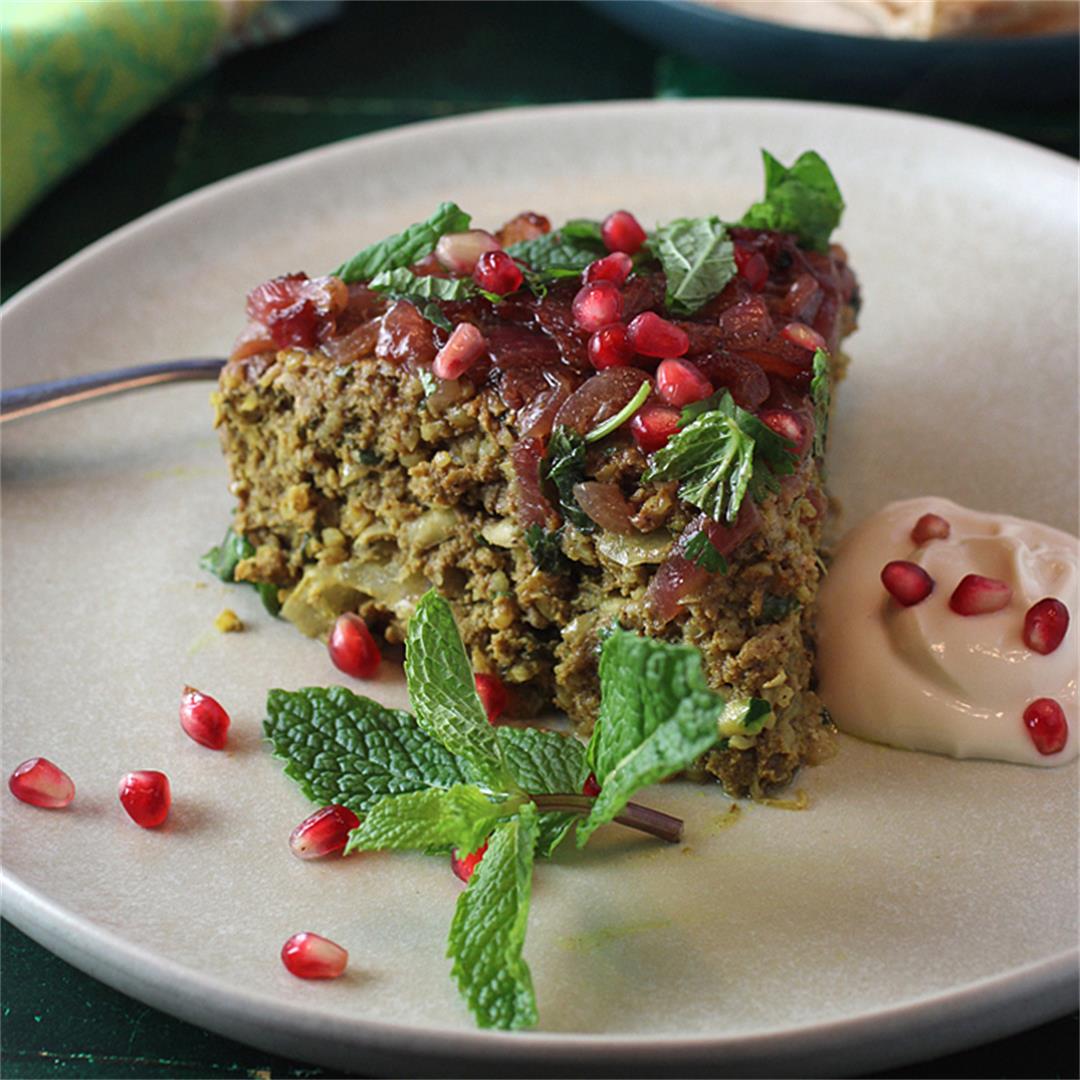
[648,215,736,316]
[740,150,844,253]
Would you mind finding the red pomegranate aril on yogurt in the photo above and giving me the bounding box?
[656,359,712,407]
[118,771,171,828]
[451,841,488,883]
[911,513,951,544]
[8,757,75,809]
[1022,698,1069,755]
[473,250,523,295]
[328,613,381,679]
[433,322,487,380]
[601,210,647,255]
[289,804,361,859]
[1023,598,1070,655]
[180,687,230,750]
[474,673,508,725]
[881,560,934,607]
[583,252,633,286]
[949,574,1012,616]
[572,281,623,332]
[588,324,634,370]
[630,403,682,453]
[781,322,828,353]
[281,932,348,979]
[435,229,500,274]
[626,312,689,359]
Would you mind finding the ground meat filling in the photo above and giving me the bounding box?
[214,216,858,797]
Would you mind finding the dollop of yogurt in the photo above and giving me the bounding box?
[816,496,1078,766]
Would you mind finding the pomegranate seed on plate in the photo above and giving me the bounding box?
[626,312,689,359]
[758,408,810,456]
[656,359,712,407]
[572,281,623,332]
[733,245,769,291]
[1023,598,1070,655]
[601,210,647,255]
[630,403,682,453]
[8,757,75,809]
[281,931,348,979]
[949,574,1012,616]
[433,322,487,380]
[781,322,828,353]
[451,841,488,883]
[474,673,508,724]
[435,229,500,274]
[328,613,381,679]
[881,561,934,606]
[180,687,230,750]
[911,513,951,544]
[584,252,633,286]
[582,773,601,797]
[473,250,523,295]
[289,804,361,859]
[1022,698,1069,755]
[118,770,171,828]
[588,324,634,370]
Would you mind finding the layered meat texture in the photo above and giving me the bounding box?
[214,212,858,795]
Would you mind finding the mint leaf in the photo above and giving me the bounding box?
[334,202,471,283]
[740,150,844,253]
[559,218,604,242]
[643,391,794,524]
[344,784,512,855]
[421,302,453,332]
[506,224,606,289]
[404,591,514,792]
[200,526,280,615]
[263,686,469,814]
[523,524,568,575]
[648,216,735,316]
[578,628,727,846]
[368,267,477,302]
[810,347,830,458]
[543,426,593,533]
[447,803,539,1030]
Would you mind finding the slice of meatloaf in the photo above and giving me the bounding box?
[213,205,858,797]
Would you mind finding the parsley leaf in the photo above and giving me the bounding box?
[404,591,516,793]
[447,804,539,1030]
[577,628,728,846]
[643,391,795,524]
[740,150,844,253]
[648,216,735,316]
[523,524,569,575]
[200,526,280,615]
[334,202,471,283]
[810,347,831,459]
[543,426,593,533]
[684,531,729,574]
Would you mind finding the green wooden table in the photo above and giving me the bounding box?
[2,4,1077,1076]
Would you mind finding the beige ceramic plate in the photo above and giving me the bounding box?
[1,101,1077,1077]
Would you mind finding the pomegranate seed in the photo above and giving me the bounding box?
[949,574,1012,616]
[912,513,951,544]
[758,408,810,456]
[588,324,634,370]
[118,770,171,828]
[1023,698,1069,755]
[434,229,500,274]
[180,687,230,750]
[451,841,488,883]
[433,322,487,380]
[328,613,380,679]
[656,359,712,407]
[1023,598,1070,655]
[584,252,633,286]
[572,281,623,333]
[582,773,601,797]
[281,932,348,979]
[473,250,523,295]
[781,322,828,353]
[626,312,689,359]
[733,246,769,291]
[8,757,75,809]
[601,210,647,255]
[881,561,934,606]
[474,673,508,724]
[289,804,361,859]
[630,403,682,453]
